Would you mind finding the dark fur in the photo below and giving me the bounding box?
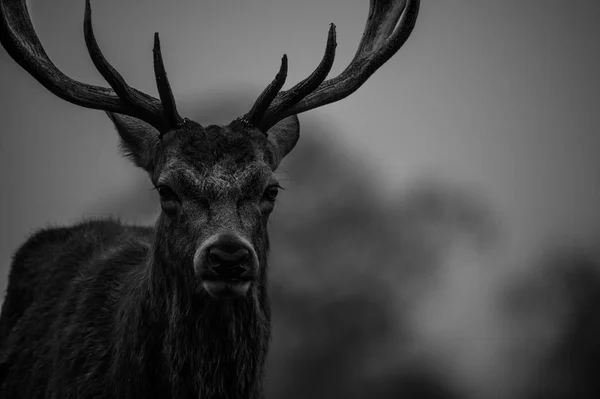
[0,218,269,398]
[0,115,299,399]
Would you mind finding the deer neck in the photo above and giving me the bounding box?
[116,236,271,397]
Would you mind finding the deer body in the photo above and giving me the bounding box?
[0,0,419,397]
[0,219,268,399]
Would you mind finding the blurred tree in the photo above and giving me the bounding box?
[523,245,600,399]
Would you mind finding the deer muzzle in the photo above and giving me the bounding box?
[193,233,258,299]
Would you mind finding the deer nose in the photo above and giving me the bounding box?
[194,233,258,282]
[206,244,251,278]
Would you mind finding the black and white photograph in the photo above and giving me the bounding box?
[1,1,599,398]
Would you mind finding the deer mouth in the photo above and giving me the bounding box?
[202,279,252,299]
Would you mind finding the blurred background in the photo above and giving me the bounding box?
[1,1,600,398]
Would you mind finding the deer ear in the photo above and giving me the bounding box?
[106,112,160,171]
[265,115,300,169]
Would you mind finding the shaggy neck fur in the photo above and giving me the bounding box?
[110,225,271,399]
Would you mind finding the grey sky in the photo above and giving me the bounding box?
[1,0,599,276]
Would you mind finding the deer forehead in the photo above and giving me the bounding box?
[160,158,272,198]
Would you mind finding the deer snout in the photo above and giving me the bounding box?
[194,233,258,299]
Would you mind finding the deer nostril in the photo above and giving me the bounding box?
[208,252,221,267]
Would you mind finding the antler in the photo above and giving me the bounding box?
[0,0,181,134]
[243,0,420,132]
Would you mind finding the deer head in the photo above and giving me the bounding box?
[0,0,419,299]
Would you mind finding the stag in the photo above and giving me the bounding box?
[0,0,419,397]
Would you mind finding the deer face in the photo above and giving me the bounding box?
[109,113,299,299]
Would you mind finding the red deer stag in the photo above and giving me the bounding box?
[0,0,420,398]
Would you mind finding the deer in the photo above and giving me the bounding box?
[0,0,420,397]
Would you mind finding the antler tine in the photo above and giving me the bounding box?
[243,55,288,127]
[0,0,177,133]
[258,23,337,132]
[153,32,183,135]
[82,0,169,131]
[288,0,420,115]
[353,0,409,62]
[249,0,420,132]
[83,0,137,105]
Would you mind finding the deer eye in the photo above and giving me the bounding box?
[156,185,179,203]
[263,185,280,202]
